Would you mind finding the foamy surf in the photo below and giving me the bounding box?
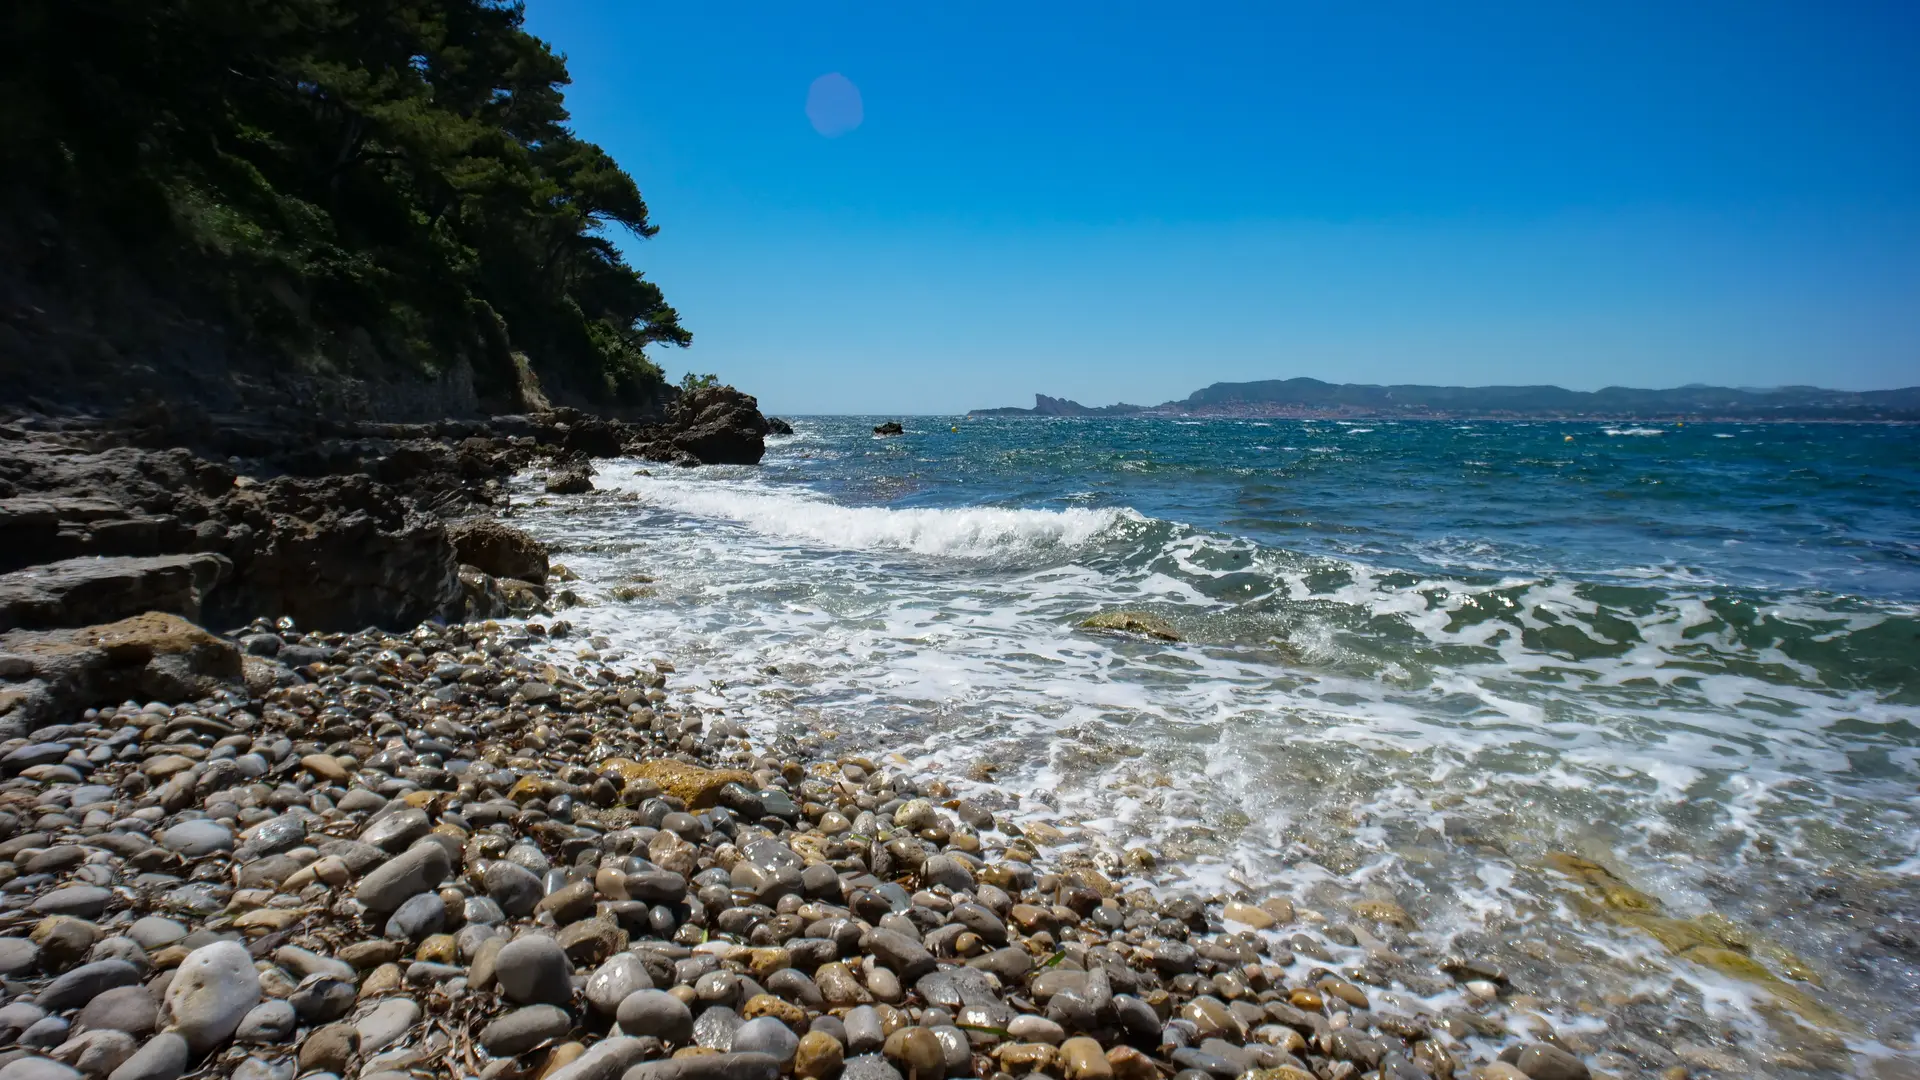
[512,417,1920,1072]
[598,466,1143,559]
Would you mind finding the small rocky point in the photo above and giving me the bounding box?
[0,400,1681,1080]
[0,392,772,645]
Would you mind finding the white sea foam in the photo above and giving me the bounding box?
[514,453,1920,1053]
[1604,426,1666,436]
[597,469,1140,559]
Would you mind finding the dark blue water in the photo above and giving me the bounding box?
[805,418,1920,601]
[521,416,1920,1063]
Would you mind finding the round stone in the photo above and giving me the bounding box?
[882,1027,945,1080]
[1007,1015,1066,1045]
[54,1029,138,1077]
[585,954,653,1017]
[74,985,157,1036]
[795,1032,846,1080]
[483,861,544,917]
[159,820,234,857]
[102,1031,189,1080]
[235,1000,297,1044]
[384,892,445,941]
[733,1017,801,1066]
[494,935,572,1006]
[354,997,421,1054]
[0,937,39,977]
[164,942,262,1053]
[842,1054,906,1080]
[480,1005,573,1056]
[616,989,693,1043]
[126,918,188,952]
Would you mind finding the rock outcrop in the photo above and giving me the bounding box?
[0,381,772,638]
[873,421,904,436]
[0,415,538,634]
[0,554,231,632]
[204,474,464,631]
[449,520,549,585]
[634,386,772,466]
[545,461,595,494]
[0,613,244,736]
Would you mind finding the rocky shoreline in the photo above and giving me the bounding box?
[0,398,1857,1080]
[0,607,1608,1080]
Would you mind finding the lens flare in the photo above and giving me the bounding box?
[806,73,863,137]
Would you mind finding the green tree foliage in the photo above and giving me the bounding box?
[0,0,688,406]
[678,372,721,394]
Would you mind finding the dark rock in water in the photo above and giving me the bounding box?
[546,461,595,494]
[872,421,903,436]
[0,553,231,632]
[1080,610,1181,642]
[637,386,771,466]
[448,520,548,585]
[766,417,794,435]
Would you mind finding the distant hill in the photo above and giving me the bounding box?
[968,394,1147,417]
[968,380,1920,420]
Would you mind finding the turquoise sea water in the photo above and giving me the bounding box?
[518,417,1920,1067]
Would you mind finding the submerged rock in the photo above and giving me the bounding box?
[1079,610,1181,641]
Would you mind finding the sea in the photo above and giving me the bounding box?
[513,416,1920,1072]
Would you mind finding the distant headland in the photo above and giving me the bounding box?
[968,379,1920,421]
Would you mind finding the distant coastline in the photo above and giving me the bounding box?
[968,378,1920,421]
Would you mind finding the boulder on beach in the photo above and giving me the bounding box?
[0,554,232,633]
[634,385,772,465]
[545,461,595,494]
[447,520,549,585]
[0,613,243,737]
[163,941,261,1053]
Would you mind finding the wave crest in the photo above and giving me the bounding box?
[607,471,1142,558]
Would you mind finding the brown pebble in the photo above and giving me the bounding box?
[341,939,405,970]
[1318,977,1370,1010]
[1060,1037,1112,1080]
[416,934,458,964]
[995,1043,1058,1074]
[299,1022,359,1073]
[1223,901,1276,930]
[748,948,792,979]
[1106,1047,1157,1080]
[884,1027,946,1080]
[816,962,872,1007]
[742,993,808,1032]
[795,1031,846,1080]
[301,754,349,783]
[358,962,404,999]
[538,1042,587,1080]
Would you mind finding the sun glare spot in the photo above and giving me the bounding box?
[806,72,863,137]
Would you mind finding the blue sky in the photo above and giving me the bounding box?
[522,1,1920,414]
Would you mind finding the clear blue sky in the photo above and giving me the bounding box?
[521,1,1920,415]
